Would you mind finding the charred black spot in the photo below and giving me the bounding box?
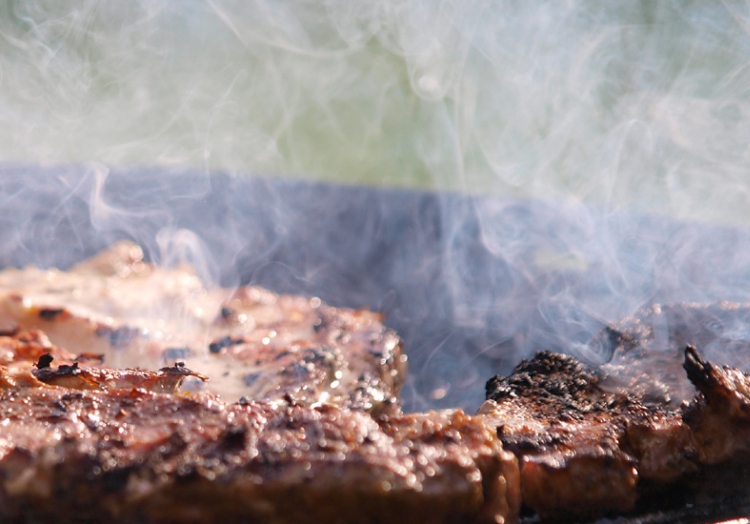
[443,434,458,444]
[159,431,188,456]
[313,316,326,333]
[35,353,53,369]
[368,346,387,359]
[283,392,299,406]
[61,392,84,402]
[284,361,311,378]
[221,425,247,451]
[684,345,711,390]
[38,308,65,320]
[209,335,244,354]
[175,464,199,482]
[58,362,81,376]
[485,376,514,400]
[220,306,234,319]
[503,439,543,453]
[170,431,187,448]
[558,411,580,423]
[102,467,134,492]
[486,351,599,403]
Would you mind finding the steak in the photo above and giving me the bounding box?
[0,242,406,411]
[481,351,652,519]
[481,343,750,520]
[480,302,750,520]
[683,344,750,466]
[0,330,520,524]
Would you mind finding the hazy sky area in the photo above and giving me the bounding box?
[2,1,750,225]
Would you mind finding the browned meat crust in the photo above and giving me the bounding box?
[683,344,750,466]
[0,332,520,524]
[0,242,407,412]
[483,340,750,521]
[480,349,719,520]
[481,351,644,519]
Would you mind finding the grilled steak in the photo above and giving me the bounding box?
[0,331,520,524]
[0,242,406,411]
[482,338,750,521]
[481,351,649,519]
[683,344,750,466]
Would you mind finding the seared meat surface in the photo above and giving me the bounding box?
[0,331,520,524]
[483,339,750,521]
[481,352,645,519]
[683,344,750,466]
[0,242,406,411]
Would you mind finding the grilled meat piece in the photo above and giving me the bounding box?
[0,242,406,410]
[482,339,750,521]
[0,363,520,523]
[481,351,642,519]
[683,344,750,466]
[480,350,713,520]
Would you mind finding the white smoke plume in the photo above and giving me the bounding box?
[0,1,749,224]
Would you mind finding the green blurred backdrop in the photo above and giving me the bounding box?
[2,1,750,224]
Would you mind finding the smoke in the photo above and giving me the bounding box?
[2,2,750,409]
[0,1,748,220]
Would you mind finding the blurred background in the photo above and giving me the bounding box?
[2,0,750,225]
